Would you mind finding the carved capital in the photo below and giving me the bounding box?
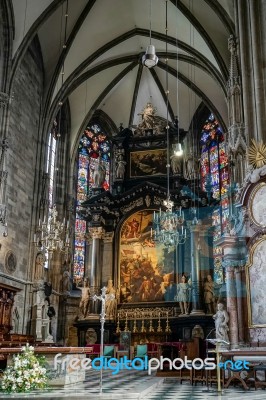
[88,226,104,239]
[103,232,114,243]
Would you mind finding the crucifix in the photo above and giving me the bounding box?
[93,286,115,395]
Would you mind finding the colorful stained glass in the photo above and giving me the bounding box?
[200,114,228,198]
[73,123,111,283]
[221,197,230,233]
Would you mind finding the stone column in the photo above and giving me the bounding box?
[190,225,204,315]
[249,0,266,141]
[102,232,114,285]
[226,265,239,347]
[88,226,104,314]
[235,266,245,343]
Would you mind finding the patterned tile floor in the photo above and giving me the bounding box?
[1,371,266,399]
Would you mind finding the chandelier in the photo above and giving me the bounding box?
[34,205,70,258]
[153,201,187,251]
[152,0,187,251]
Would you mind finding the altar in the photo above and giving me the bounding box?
[1,347,88,387]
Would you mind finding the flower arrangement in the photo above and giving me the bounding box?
[0,343,48,393]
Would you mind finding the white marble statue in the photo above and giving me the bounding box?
[213,303,229,343]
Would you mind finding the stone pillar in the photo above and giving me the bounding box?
[226,265,239,347]
[102,232,114,284]
[88,226,104,314]
[236,0,254,143]
[235,266,245,343]
[249,1,266,141]
[190,225,204,315]
[31,284,45,341]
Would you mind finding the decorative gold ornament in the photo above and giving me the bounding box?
[124,312,129,331]
[149,317,154,333]
[248,139,266,168]
[157,312,163,333]
[165,311,171,333]
[133,312,138,333]
[141,318,146,333]
[116,312,121,333]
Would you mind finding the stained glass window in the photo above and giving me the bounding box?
[200,114,229,199]
[46,120,58,209]
[45,120,59,270]
[74,123,111,283]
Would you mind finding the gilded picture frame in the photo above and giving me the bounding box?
[249,182,266,228]
[130,149,167,178]
[246,236,266,327]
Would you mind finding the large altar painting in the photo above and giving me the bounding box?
[247,238,266,327]
[119,209,175,303]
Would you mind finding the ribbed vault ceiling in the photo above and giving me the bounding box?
[11,0,234,154]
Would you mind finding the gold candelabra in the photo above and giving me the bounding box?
[165,311,171,333]
[141,319,146,333]
[157,312,163,333]
[116,312,121,333]
[133,312,138,333]
[124,312,129,331]
[149,312,154,332]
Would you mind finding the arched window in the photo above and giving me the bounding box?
[73,123,111,283]
[46,120,58,209]
[200,114,229,199]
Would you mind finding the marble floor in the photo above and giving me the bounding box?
[0,370,266,400]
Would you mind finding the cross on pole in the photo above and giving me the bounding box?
[93,286,115,395]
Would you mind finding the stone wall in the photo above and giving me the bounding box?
[0,37,44,334]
